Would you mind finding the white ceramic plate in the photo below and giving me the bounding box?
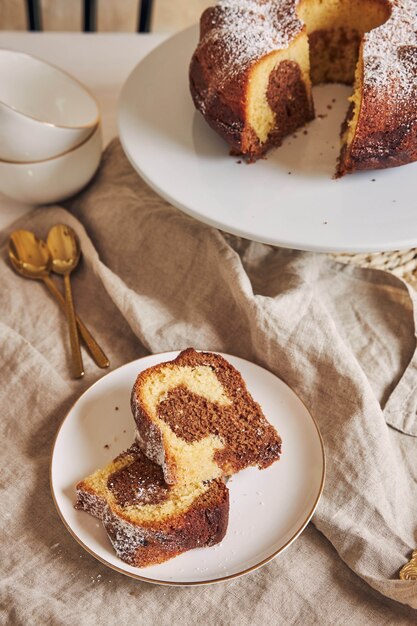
[118,26,417,254]
[51,351,325,586]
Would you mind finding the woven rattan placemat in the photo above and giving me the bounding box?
[331,249,417,288]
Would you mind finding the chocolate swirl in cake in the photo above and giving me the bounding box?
[107,444,170,506]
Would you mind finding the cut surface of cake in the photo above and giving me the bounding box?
[75,443,229,567]
[131,348,282,486]
[189,0,417,175]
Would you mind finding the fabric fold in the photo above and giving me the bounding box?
[1,139,416,623]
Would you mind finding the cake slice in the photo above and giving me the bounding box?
[131,348,282,486]
[75,443,229,567]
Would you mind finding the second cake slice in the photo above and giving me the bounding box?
[75,442,229,567]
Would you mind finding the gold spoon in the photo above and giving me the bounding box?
[8,229,109,372]
[46,224,86,378]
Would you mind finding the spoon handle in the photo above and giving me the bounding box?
[63,274,84,378]
[42,276,109,369]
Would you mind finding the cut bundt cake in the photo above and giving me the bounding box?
[75,443,229,567]
[189,0,417,175]
[131,348,282,486]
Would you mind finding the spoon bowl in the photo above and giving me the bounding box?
[47,224,81,275]
[8,229,51,279]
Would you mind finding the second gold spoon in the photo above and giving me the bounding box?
[47,224,84,378]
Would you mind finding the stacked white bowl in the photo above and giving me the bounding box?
[0,49,102,204]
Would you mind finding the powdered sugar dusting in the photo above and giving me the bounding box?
[363,0,417,100]
[194,0,417,104]
[199,0,303,86]
[102,504,153,564]
[131,391,167,472]
[75,488,107,519]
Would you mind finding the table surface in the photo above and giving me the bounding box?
[0,32,166,230]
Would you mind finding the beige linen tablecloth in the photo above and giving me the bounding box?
[1,140,416,625]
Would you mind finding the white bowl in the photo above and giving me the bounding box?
[0,124,102,204]
[0,49,100,162]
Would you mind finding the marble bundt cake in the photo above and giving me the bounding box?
[131,348,282,486]
[189,0,417,176]
[75,442,229,567]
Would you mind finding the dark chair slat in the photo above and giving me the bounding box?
[26,0,42,31]
[138,0,153,32]
[83,0,97,32]
[25,0,153,33]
